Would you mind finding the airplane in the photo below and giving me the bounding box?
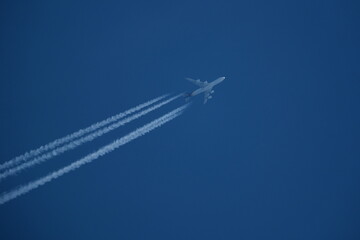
[184,76,225,104]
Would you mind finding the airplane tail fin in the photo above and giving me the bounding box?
[183,92,191,102]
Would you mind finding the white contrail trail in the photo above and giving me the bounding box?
[0,94,168,171]
[0,104,188,205]
[0,94,182,180]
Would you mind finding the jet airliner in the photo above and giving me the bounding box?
[184,77,225,104]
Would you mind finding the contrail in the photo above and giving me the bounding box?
[0,104,188,205]
[0,94,182,180]
[0,94,168,171]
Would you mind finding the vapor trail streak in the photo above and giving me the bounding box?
[0,94,168,171]
[0,104,188,205]
[0,95,182,180]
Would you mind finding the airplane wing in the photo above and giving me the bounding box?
[185,78,207,88]
[203,88,212,104]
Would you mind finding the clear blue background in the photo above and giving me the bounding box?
[1,0,359,239]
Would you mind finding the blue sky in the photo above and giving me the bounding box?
[1,0,359,239]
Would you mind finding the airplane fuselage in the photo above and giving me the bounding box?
[190,77,225,96]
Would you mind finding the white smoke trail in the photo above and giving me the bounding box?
[0,94,168,171]
[0,94,182,180]
[0,104,188,205]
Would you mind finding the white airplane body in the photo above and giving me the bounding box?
[184,77,225,104]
